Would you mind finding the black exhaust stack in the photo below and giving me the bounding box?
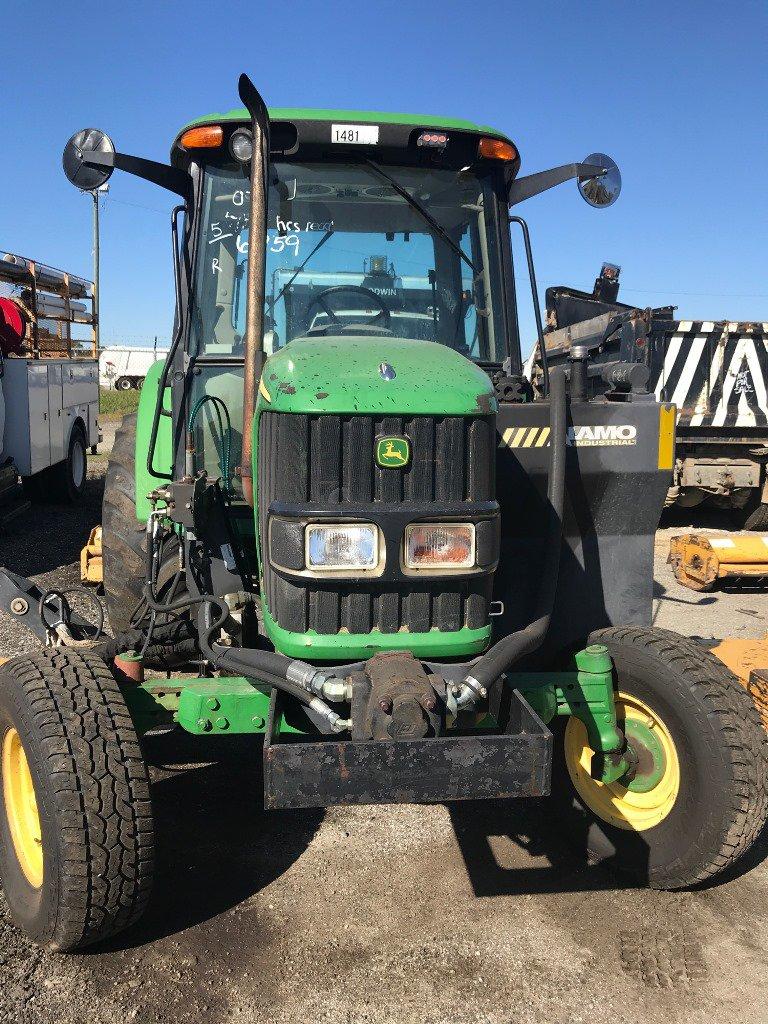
[237,73,271,506]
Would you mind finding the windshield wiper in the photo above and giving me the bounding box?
[272,227,334,310]
[363,159,476,274]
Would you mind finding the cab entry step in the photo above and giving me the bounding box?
[263,689,552,809]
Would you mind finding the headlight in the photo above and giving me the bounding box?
[405,523,475,569]
[305,524,379,571]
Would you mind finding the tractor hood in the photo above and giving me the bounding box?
[257,336,497,416]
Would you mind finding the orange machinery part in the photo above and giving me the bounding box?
[668,533,768,592]
[80,526,103,585]
[710,635,768,732]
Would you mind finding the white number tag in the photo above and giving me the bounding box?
[331,124,379,145]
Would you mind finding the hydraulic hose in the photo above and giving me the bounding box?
[138,515,348,725]
[455,366,567,707]
[211,647,348,731]
[91,619,198,667]
[195,601,351,733]
[133,502,349,725]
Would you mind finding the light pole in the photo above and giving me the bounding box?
[90,182,108,352]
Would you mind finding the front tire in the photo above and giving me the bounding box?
[0,650,154,951]
[555,627,768,889]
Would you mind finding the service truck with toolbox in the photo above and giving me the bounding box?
[0,76,765,952]
[0,254,98,515]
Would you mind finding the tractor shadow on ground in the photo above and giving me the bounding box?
[94,731,324,951]
[450,795,768,897]
[447,797,645,897]
[98,735,643,953]
[88,731,768,952]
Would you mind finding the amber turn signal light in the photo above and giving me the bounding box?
[179,125,224,149]
[477,137,518,162]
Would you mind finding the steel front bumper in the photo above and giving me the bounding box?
[263,689,552,809]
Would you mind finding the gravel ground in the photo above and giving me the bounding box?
[1,436,767,1024]
[0,462,106,660]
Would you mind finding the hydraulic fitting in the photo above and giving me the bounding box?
[453,674,487,710]
[308,697,351,733]
[287,663,352,702]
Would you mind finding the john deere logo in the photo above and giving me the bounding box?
[376,436,410,468]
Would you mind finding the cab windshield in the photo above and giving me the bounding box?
[193,158,507,363]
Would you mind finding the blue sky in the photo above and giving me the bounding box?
[2,0,767,353]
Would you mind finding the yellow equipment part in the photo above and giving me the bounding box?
[668,532,768,591]
[710,635,768,732]
[80,525,103,585]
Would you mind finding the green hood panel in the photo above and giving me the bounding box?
[262,605,491,661]
[258,337,496,417]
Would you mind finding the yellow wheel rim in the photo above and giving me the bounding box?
[2,728,43,887]
[564,692,680,831]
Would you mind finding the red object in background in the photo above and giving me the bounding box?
[0,297,28,356]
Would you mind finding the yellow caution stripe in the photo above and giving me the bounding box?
[499,426,550,449]
[657,404,676,470]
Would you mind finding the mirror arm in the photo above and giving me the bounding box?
[509,162,605,207]
[83,150,189,198]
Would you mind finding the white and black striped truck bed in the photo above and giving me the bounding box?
[653,320,768,429]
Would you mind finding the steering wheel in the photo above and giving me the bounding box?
[305,285,392,335]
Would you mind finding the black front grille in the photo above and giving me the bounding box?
[258,412,496,636]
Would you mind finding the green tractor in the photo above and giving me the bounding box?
[0,75,765,951]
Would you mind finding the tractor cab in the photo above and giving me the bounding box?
[175,112,523,498]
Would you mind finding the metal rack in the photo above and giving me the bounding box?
[0,252,96,359]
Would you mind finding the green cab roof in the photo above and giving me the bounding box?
[180,106,512,142]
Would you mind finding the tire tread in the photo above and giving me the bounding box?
[102,414,146,633]
[0,649,154,950]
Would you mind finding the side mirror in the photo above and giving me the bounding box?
[62,130,188,197]
[578,153,621,208]
[62,129,116,192]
